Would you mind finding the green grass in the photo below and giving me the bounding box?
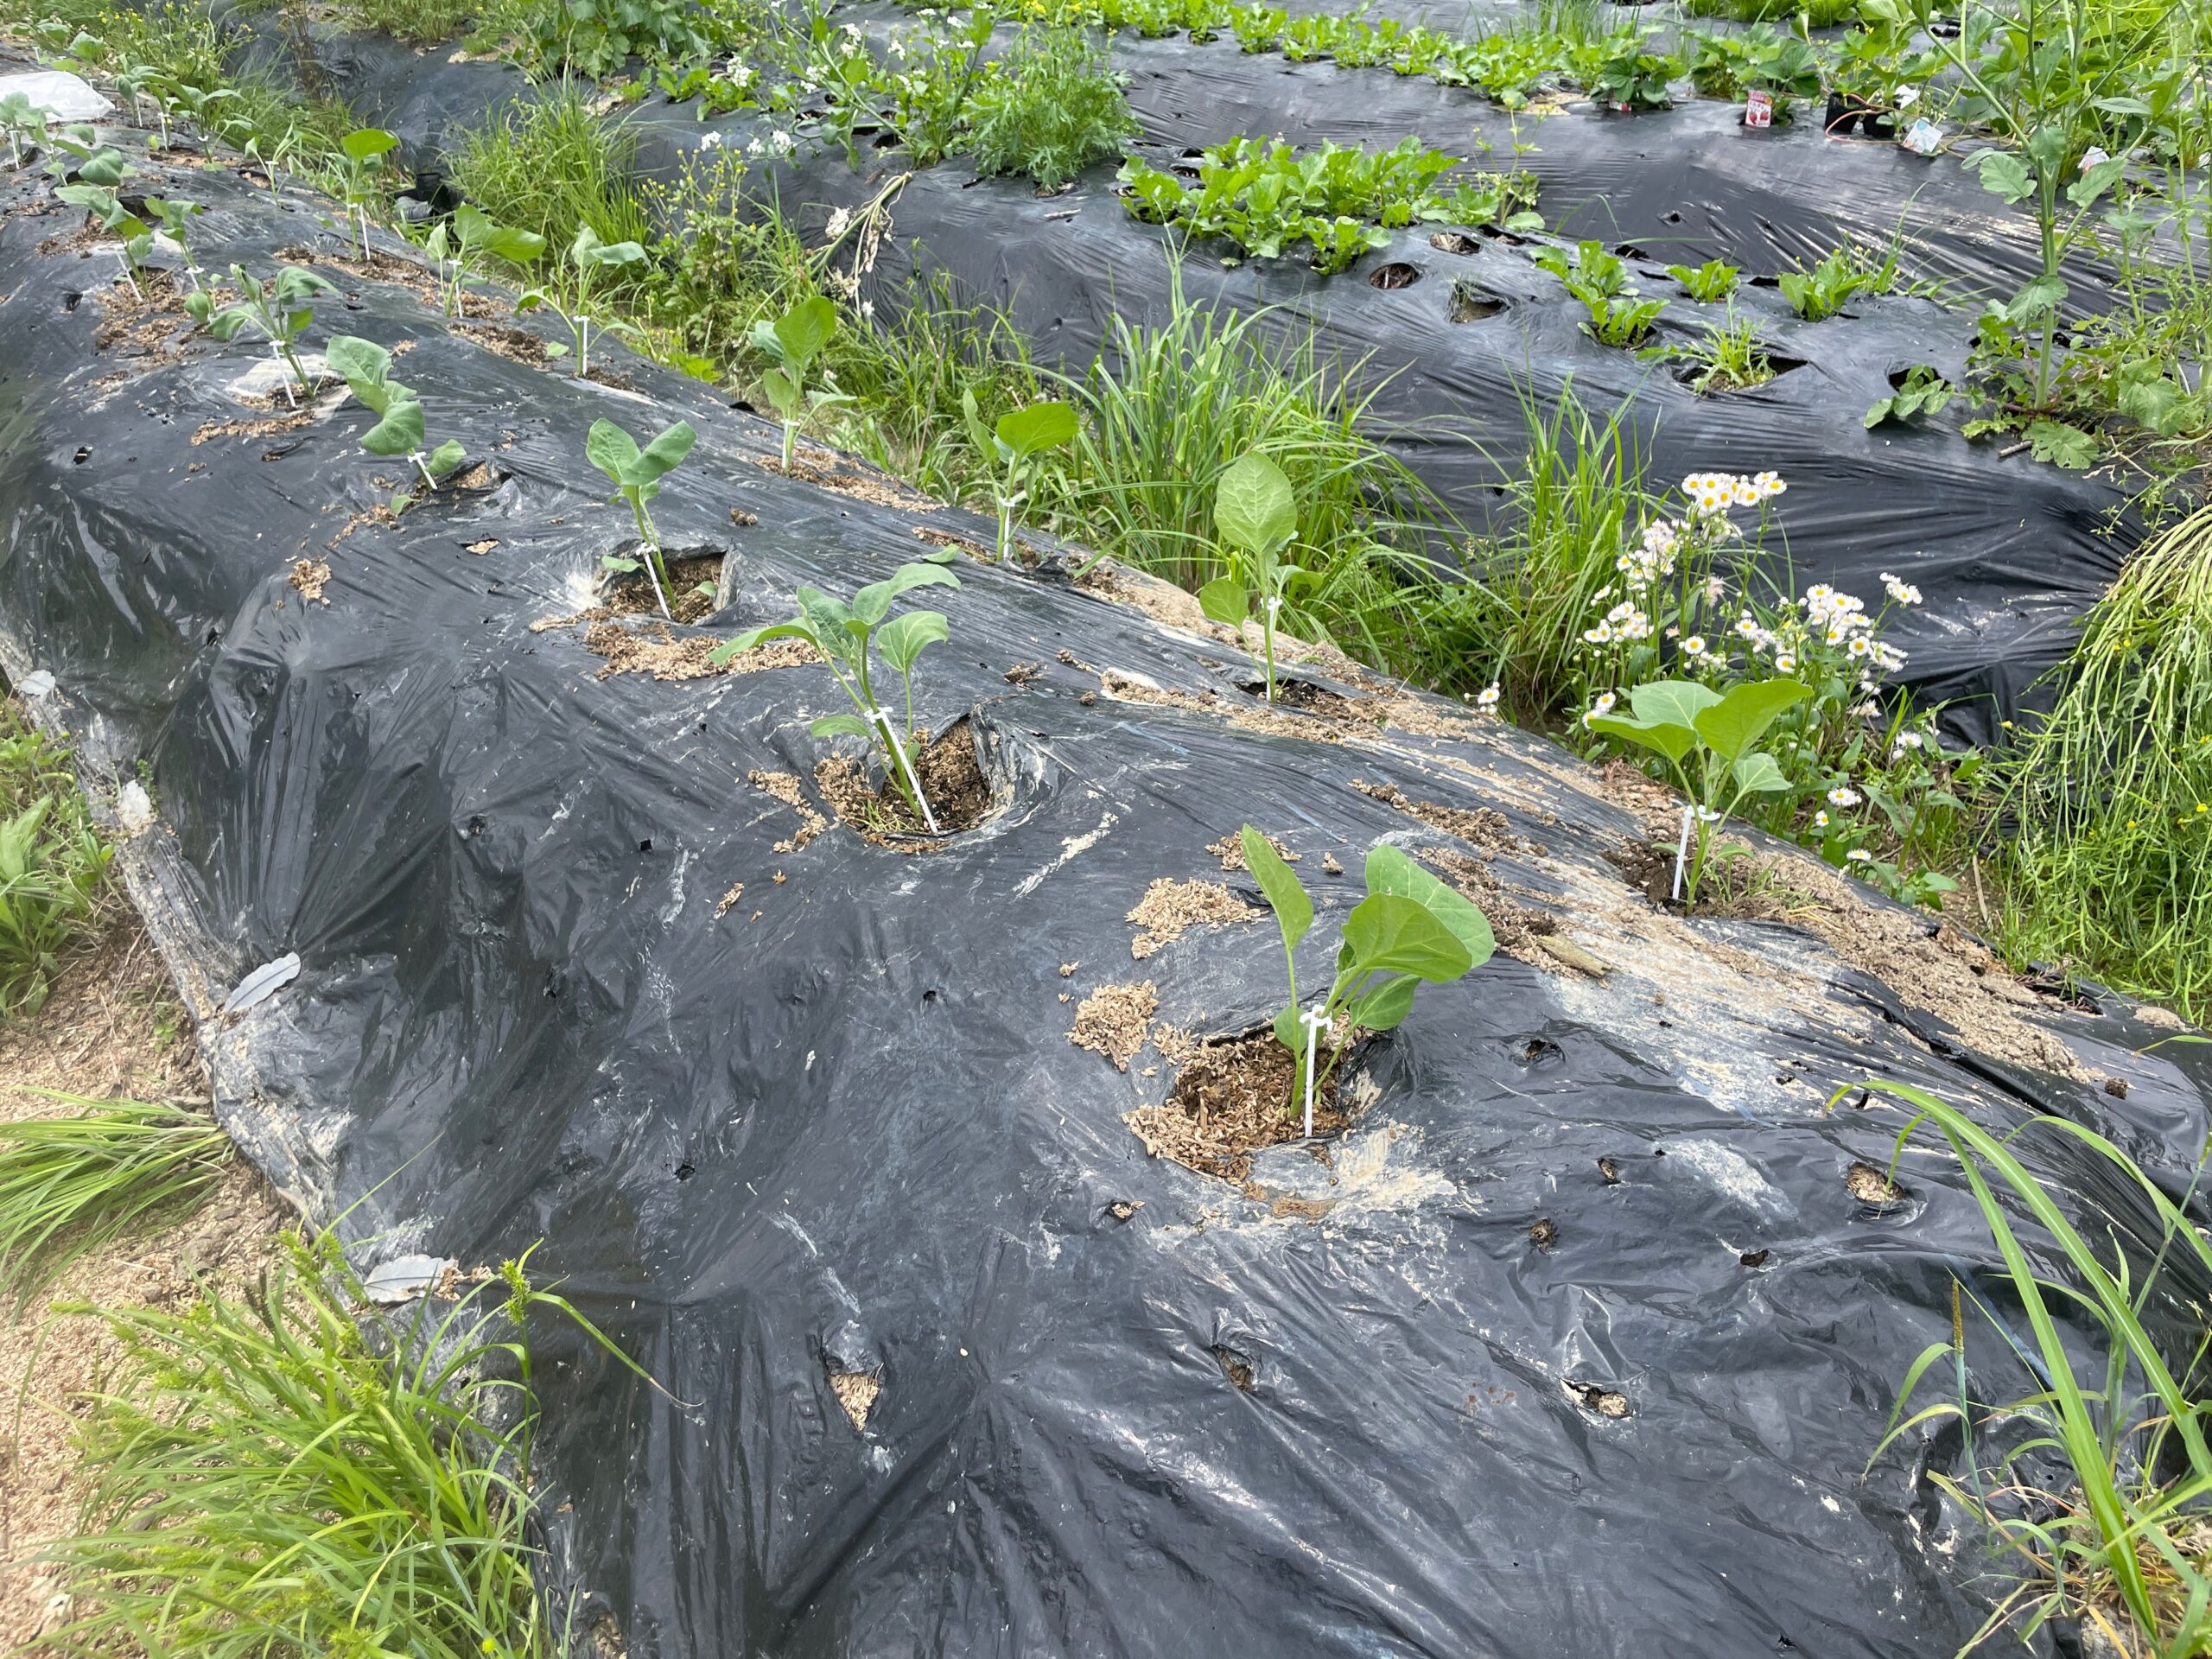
[1998,505,2212,1020]
[1867,1078,2212,1656]
[332,0,480,45]
[40,1232,642,1658]
[0,1093,230,1309]
[449,84,654,259]
[0,702,111,1019]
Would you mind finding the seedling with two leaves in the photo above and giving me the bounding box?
[960,393,1077,563]
[334,127,397,259]
[54,179,153,292]
[1586,677,1809,905]
[0,92,46,168]
[709,560,963,833]
[750,296,849,473]
[324,335,467,506]
[1241,825,1494,1133]
[1198,452,1302,702]
[39,124,123,188]
[586,418,698,620]
[517,226,645,378]
[422,204,546,317]
[194,264,337,405]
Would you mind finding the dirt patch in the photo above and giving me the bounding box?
[1100,669,1339,745]
[1126,879,1253,959]
[1237,676,1366,718]
[1205,831,1298,872]
[752,452,941,513]
[914,526,989,558]
[90,266,187,362]
[1422,847,1559,965]
[748,771,828,853]
[812,718,993,848]
[1845,1160,1907,1205]
[828,1369,880,1431]
[599,555,723,623]
[457,320,550,365]
[280,244,506,319]
[189,405,319,445]
[1127,1028,1348,1181]
[0,926,287,1652]
[36,219,108,258]
[289,558,331,603]
[1351,777,1529,855]
[1068,981,1158,1071]
[582,622,813,683]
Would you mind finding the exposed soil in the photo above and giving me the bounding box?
[1233,676,1371,721]
[828,1369,880,1431]
[1127,1028,1349,1182]
[1068,981,1159,1072]
[1205,831,1297,872]
[279,243,507,319]
[189,405,320,446]
[913,526,990,559]
[289,557,332,603]
[1100,669,1341,746]
[1845,1160,1908,1205]
[1126,879,1253,960]
[599,554,724,623]
[90,266,188,363]
[0,926,286,1652]
[582,623,813,683]
[813,718,993,848]
[1351,777,1529,855]
[748,771,828,853]
[751,452,942,512]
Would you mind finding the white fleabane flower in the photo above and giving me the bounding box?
[1774,652,1796,671]
[1683,635,1707,657]
[1477,681,1501,712]
[1814,810,1830,828]
[699,130,723,149]
[1847,848,1873,862]
[1827,785,1861,807]
[1751,469,1784,498]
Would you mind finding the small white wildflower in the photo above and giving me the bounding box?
[1751,469,1784,498]
[1477,681,1501,712]
[1682,635,1708,658]
[1827,785,1861,807]
[1814,810,1830,828]
[1847,636,1873,658]
[1774,652,1796,671]
[1847,848,1874,862]
[1583,624,1614,645]
[699,130,723,149]
[1896,732,1923,750]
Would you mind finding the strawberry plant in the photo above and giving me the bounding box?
[1536,240,1666,346]
[585,418,697,620]
[709,561,963,832]
[1239,826,1494,1117]
[1666,258,1739,302]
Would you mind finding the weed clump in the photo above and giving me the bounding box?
[0,703,111,1018]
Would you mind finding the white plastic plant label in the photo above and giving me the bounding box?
[1903,118,1944,156]
[1744,90,1773,129]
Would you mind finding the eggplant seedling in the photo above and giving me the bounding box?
[194,264,337,404]
[325,334,467,503]
[0,92,44,168]
[1198,451,1300,702]
[53,180,151,293]
[586,417,697,620]
[961,393,1077,563]
[709,559,962,832]
[41,125,127,188]
[143,196,204,289]
[424,205,546,316]
[749,296,847,472]
[1240,825,1493,1129]
[518,226,645,378]
[334,127,397,259]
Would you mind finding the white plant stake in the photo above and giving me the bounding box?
[408,449,439,492]
[1299,1007,1330,1139]
[868,706,939,835]
[1671,802,1694,901]
[272,341,296,408]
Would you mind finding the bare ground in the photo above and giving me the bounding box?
[0,925,285,1652]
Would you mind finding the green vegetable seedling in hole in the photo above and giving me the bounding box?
[709,559,963,833]
[423,204,546,317]
[325,335,466,507]
[0,92,43,169]
[586,418,697,621]
[194,264,337,404]
[750,296,849,473]
[518,226,645,378]
[1198,452,1300,702]
[334,127,397,259]
[962,393,1077,563]
[1586,677,1809,905]
[143,196,204,291]
[1240,825,1494,1129]
[54,178,151,293]
[1865,365,1955,428]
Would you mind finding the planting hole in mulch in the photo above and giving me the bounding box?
[814,715,995,847]
[1449,280,1507,323]
[1127,1027,1351,1182]
[600,551,726,623]
[1232,676,1357,715]
[1368,261,1421,289]
[1845,1161,1908,1207]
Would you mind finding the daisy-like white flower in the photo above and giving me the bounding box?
[1847,848,1873,862]
[1774,652,1796,672]
[1732,476,1761,507]
[1477,681,1502,712]
[1583,623,1613,645]
[1847,636,1873,658]
[699,130,724,149]
[1751,469,1784,498]
[1827,785,1861,807]
[1882,573,1923,605]
[1814,810,1831,828]
[1683,635,1708,657]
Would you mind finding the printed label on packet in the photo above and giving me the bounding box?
[1902,117,1944,156]
[1744,89,1773,129]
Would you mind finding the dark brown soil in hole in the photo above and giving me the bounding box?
[92,266,187,359]
[1450,280,1507,323]
[1235,676,1355,715]
[1607,837,1687,909]
[813,716,993,848]
[1126,1029,1349,1181]
[1368,261,1421,289]
[600,553,723,623]
[752,452,940,512]
[1429,231,1480,255]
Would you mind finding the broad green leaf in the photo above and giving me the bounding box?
[1967,149,2034,205]
[1340,893,1471,983]
[480,224,545,264]
[708,619,814,664]
[995,400,1077,460]
[1241,824,1312,957]
[1213,451,1297,559]
[340,127,397,162]
[1586,713,1698,766]
[1198,576,1249,626]
[851,562,960,626]
[324,334,391,391]
[1731,751,1789,794]
[2067,156,2126,209]
[759,366,802,417]
[1627,679,1722,730]
[1274,1003,1309,1054]
[2002,274,2067,323]
[630,420,696,486]
[585,418,640,483]
[795,588,856,664]
[875,610,949,677]
[772,295,838,368]
[75,147,130,187]
[2025,417,2097,469]
[580,237,646,270]
[1693,677,1808,762]
[1363,844,1494,968]
[810,713,875,741]
[362,397,425,456]
[423,440,467,479]
[1343,971,1420,1033]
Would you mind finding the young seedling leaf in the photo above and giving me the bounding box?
[1198,577,1249,627]
[810,713,876,741]
[1214,451,1297,559]
[995,400,1078,460]
[1627,679,1723,730]
[324,334,391,391]
[340,126,397,163]
[1340,893,1471,984]
[1692,678,1808,762]
[585,418,641,482]
[772,295,838,368]
[1341,971,1420,1033]
[423,440,467,480]
[851,563,961,626]
[361,397,426,456]
[874,610,949,677]
[1586,713,1699,767]
[1731,751,1789,794]
[630,420,696,486]
[1363,845,1494,967]
[1241,825,1312,956]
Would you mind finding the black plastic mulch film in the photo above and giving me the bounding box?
[244,0,2148,741]
[2,30,2203,1659]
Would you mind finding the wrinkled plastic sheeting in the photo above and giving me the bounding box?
[227,10,2140,741]
[3,151,2206,1659]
